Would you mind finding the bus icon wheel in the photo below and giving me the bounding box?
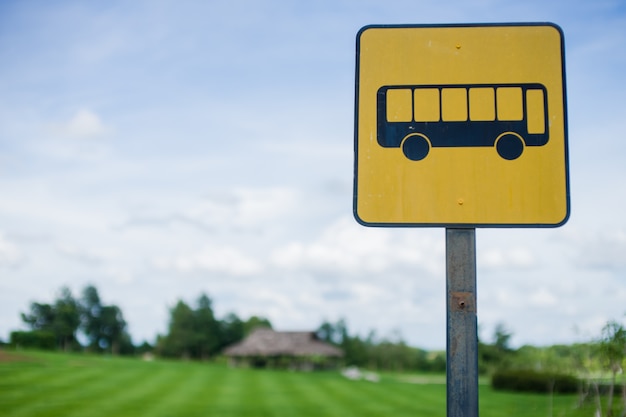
[402,134,431,161]
[495,132,524,160]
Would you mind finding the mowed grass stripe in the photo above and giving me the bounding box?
[477,386,579,417]
[309,374,446,417]
[1,363,114,417]
[0,359,108,396]
[7,362,152,417]
[315,376,390,416]
[184,364,235,416]
[62,362,185,417]
[207,368,334,417]
[0,352,593,417]
[0,364,79,407]
[2,370,100,410]
[50,364,151,417]
[237,368,271,417]
[353,377,447,416]
[200,365,254,416]
[0,365,56,412]
[254,369,303,416]
[134,362,227,417]
[282,371,361,417]
[224,367,304,417]
[0,363,56,388]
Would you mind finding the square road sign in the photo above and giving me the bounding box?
[354,23,570,227]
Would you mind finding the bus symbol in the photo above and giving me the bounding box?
[377,83,549,161]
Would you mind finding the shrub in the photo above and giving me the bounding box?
[491,369,579,394]
[10,330,56,350]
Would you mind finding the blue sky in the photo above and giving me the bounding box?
[1,0,625,349]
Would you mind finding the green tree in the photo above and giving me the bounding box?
[316,319,371,367]
[22,287,81,351]
[479,322,515,374]
[159,300,195,359]
[316,320,342,345]
[81,285,103,351]
[99,305,128,355]
[220,313,244,351]
[52,287,81,351]
[243,315,272,336]
[193,294,220,359]
[599,320,626,417]
[494,323,513,352]
[316,319,448,372]
[136,340,154,355]
[79,285,130,355]
[21,302,55,332]
[157,294,253,360]
[19,284,131,354]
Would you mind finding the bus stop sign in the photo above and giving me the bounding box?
[354,23,569,227]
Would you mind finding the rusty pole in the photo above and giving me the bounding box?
[446,228,479,417]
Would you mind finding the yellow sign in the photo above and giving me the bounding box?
[354,23,570,227]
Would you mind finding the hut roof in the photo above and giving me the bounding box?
[223,328,343,357]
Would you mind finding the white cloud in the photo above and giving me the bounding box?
[270,217,444,276]
[57,244,113,265]
[32,109,112,162]
[64,109,108,138]
[153,245,262,276]
[121,187,299,236]
[103,266,136,285]
[0,233,23,268]
[479,246,536,270]
[575,230,626,270]
[221,187,299,227]
[529,287,558,307]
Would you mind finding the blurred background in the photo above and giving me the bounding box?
[0,0,625,351]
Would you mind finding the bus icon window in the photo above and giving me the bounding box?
[377,83,548,161]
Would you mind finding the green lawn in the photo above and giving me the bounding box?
[0,350,598,417]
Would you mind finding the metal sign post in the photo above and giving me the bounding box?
[446,228,478,417]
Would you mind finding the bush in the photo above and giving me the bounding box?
[10,330,56,350]
[491,369,579,394]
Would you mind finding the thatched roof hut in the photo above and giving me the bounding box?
[223,328,343,370]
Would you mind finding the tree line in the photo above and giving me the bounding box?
[315,319,446,372]
[8,285,448,370]
[7,284,626,403]
[9,285,272,359]
[154,294,271,360]
[13,285,133,354]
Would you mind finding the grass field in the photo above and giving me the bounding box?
[0,350,599,417]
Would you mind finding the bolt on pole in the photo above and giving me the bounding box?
[446,228,479,417]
